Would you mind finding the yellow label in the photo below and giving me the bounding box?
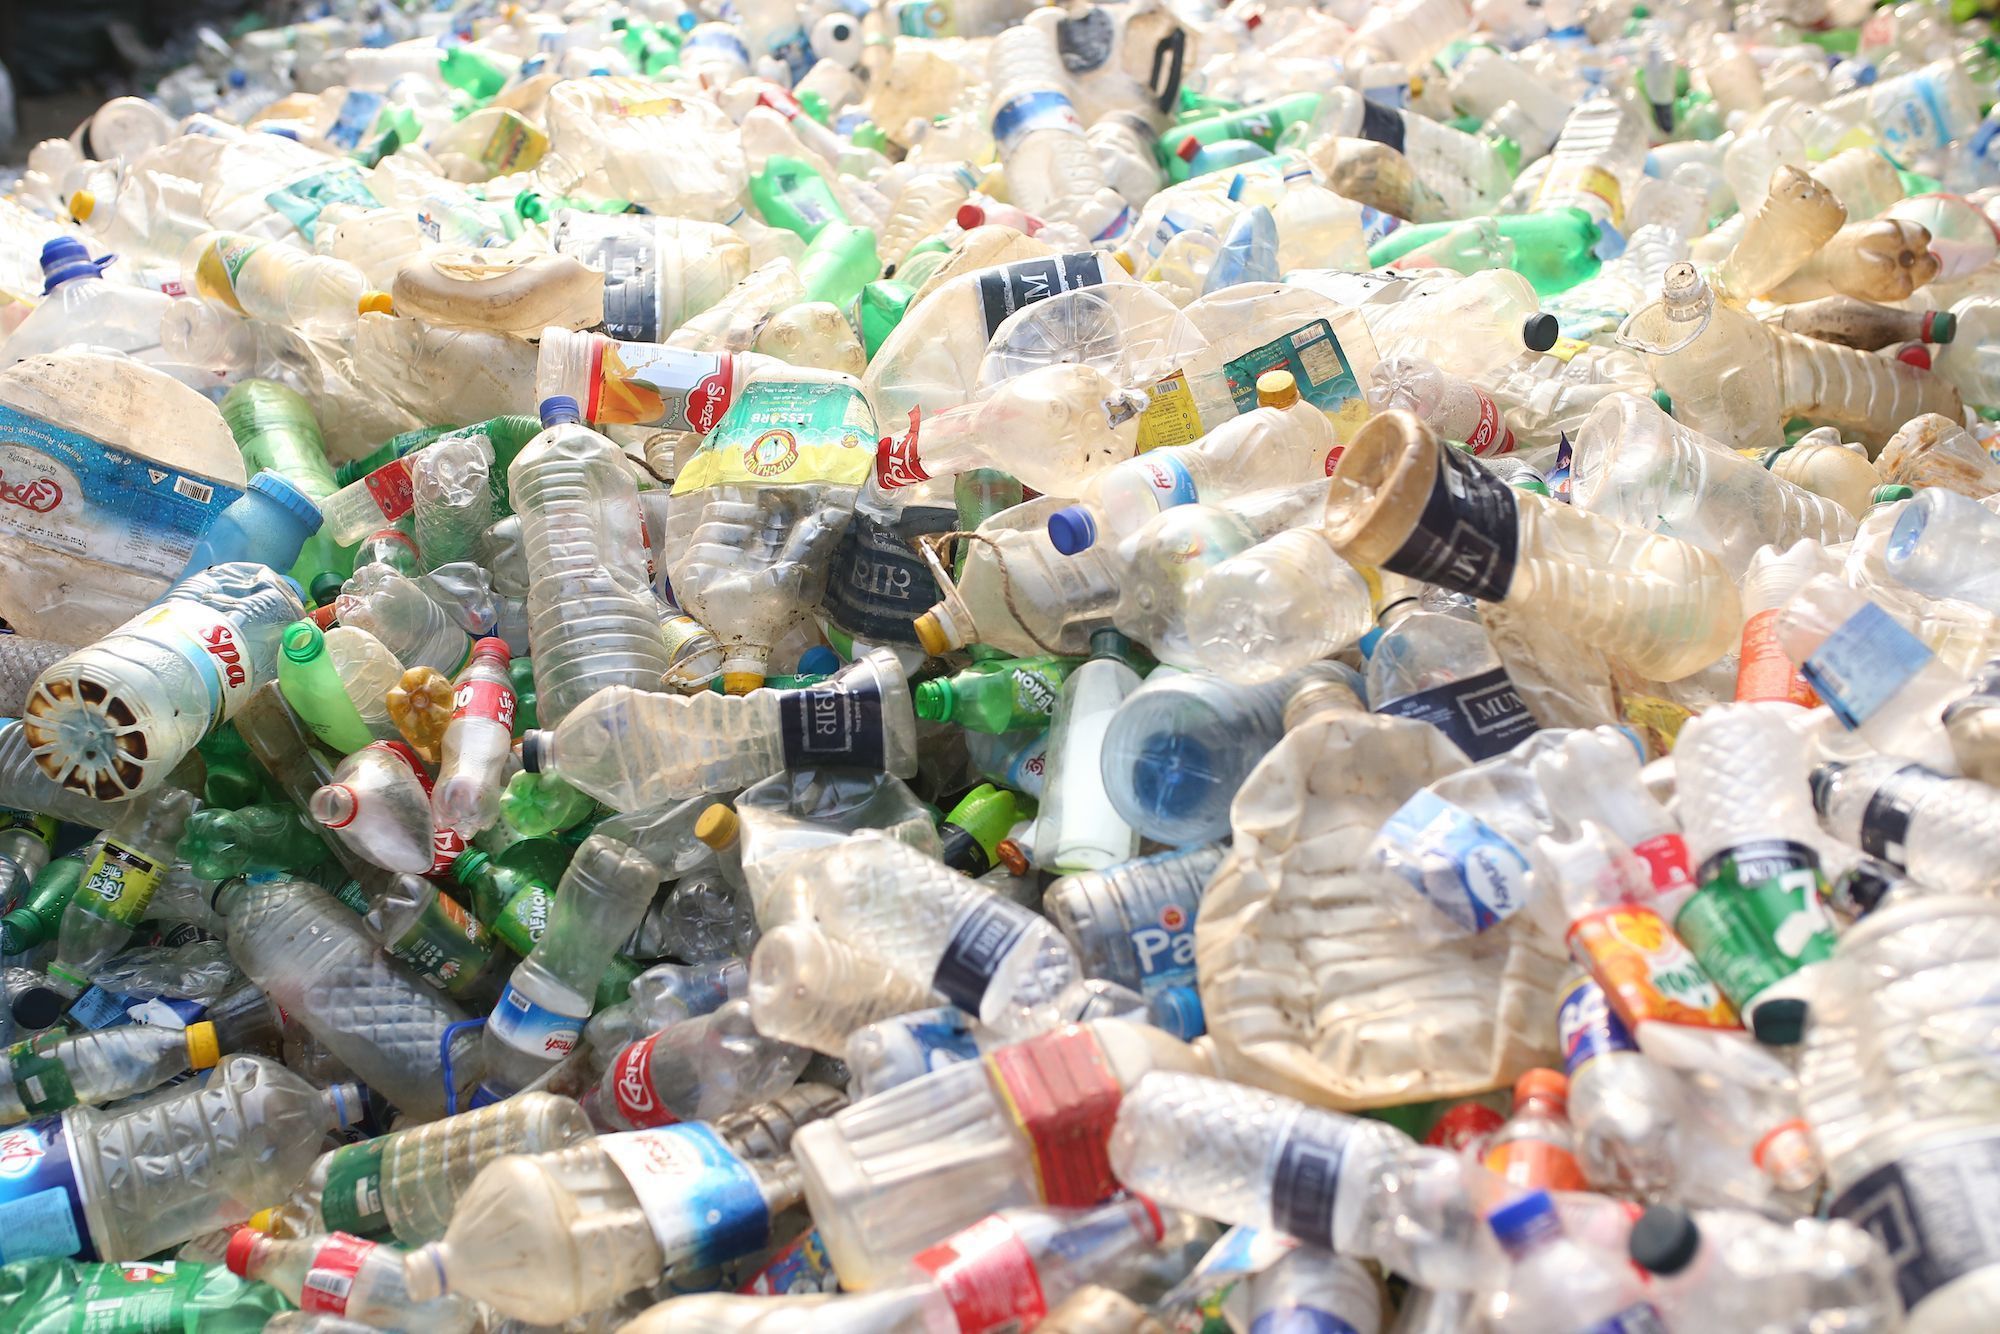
[1622,693,1691,758]
[1544,336,1590,364]
[481,112,548,173]
[1539,164,1624,228]
[193,234,263,315]
[1134,371,1204,453]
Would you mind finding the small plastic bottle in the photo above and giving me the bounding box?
[432,638,517,838]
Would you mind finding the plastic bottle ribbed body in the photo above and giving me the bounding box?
[1673,704,1820,868]
[748,922,939,1055]
[509,422,671,725]
[548,686,787,807]
[0,1024,192,1123]
[1818,757,2000,894]
[1045,845,1222,984]
[987,11,1118,235]
[378,1091,594,1243]
[1775,326,1964,444]
[880,169,973,269]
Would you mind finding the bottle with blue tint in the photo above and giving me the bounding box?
[1,238,176,368]
[1043,843,1223,1040]
[172,470,325,586]
[1202,204,1280,293]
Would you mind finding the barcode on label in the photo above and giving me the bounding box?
[174,477,214,504]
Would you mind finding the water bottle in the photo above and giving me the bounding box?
[1811,756,2000,895]
[1882,486,2000,615]
[335,565,472,677]
[1043,844,1221,1040]
[43,789,198,1003]
[1038,630,1142,873]
[987,8,1127,239]
[1627,1205,1902,1332]
[0,1020,222,1125]
[182,230,381,336]
[1484,1190,1664,1334]
[748,921,942,1056]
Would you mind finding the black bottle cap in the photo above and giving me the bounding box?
[11,987,67,1032]
[1752,997,1809,1047]
[520,730,549,773]
[1629,1205,1700,1276]
[1522,313,1560,352]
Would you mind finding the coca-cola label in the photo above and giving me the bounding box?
[1463,389,1512,456]
[875,409,930,489]
[452,677,517,733]
[360,457,416,522]
[301,1234,376,1315]
[611,1034,680,1128]
[912,1214,1049,1332]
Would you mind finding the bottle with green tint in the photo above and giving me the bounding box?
[277,621,376,755]
[798,222,880,308]
[914,655,1082,733]
[938,784,1020,876]
[1368,207,1603,295]
[367,874,504,1003]
[196,726,270,810]
[220,380,350,596]
[500,770,596,837]
[506,656,538,732]
[750,155,849,241]
[856,278,916,357]
[46,790,198,1001]
[179,804,330,880]
[452,849,557,958]
[334,417,541,509]
[440,48,509,103]
[0,810,58,910]
[1159,91,1322,181]
[594,955,644,1010]
[0,850,88,955]
[337,425,459,486]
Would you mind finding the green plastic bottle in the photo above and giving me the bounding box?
[855,278,916,357]
[1368,207,1604,295]
[500,770,597,837]
[797,222,880,308]
[913,655,1082,733]
[219,380,350,595]
[195,727,269,810]
[0,850,87,955]
[938,784,1019,876]
[179,804,330,880]
[277,621,377,756]
[749,155,850,242]
[1159,91,1322,182]
[441,48,510,103]
[452,850,556,958]
[0,1257,287,1333]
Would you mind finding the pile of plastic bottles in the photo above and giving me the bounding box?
[5,0,2000,1328]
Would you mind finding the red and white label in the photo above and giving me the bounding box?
[1629,831,1695,899]
[912,1214,1048,1334]
[451,678,517,733]
[361,458,416,522]
[1463,390,1511,457]
[988,1027,1123,1207]
[611,1034,677,1127]
[301,1234,375,1315]
[877,409,930,489]
[688,367,734,435]
[1735,609,1820,708]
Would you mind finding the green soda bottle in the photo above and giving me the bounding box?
[938,784,1020,876]
[196,726,271,809]
[1368,208,1603,295]
[336,426,460,486]
[798,222,880,308]
[500,770,597,837]
[1159,91,1322,182]
[913,655,1083,733]
[452,849,557,958]
[179,804,330,880]
[219,381,350,595]
[0,850,88,955]
[750,155,850,241]
[855,278,916,357]
[366,875,504,1002]
[277,621,377,756]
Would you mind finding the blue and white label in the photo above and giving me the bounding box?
[65,987,136,1032]
[326,90,385,151]
[0,403,243,583]
[264,165,381,242]
[1129,901,1197,991]
[485,983,585,1062]
[1557,974,1637,1076]
[1371,789,1531,933]
[892,1007,983,1074]
[1871,73,1953,152]
[0,1118,93,1262]
[1802,602,1935,730]
[599,1123,771,1267]
[991,90,1084,155]
[1134,451,1199,509]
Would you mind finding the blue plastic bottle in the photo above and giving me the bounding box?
[172,470,325,586]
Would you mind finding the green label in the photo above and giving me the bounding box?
[78,841,164,928]
[1676,839,1836,1009]
[0,810,58,849]
[333,880,371,916]
[264,165,381,241]
[385,896,494,999]
[320,1137,391,1235]
[672,378,876,494]
[1221,319,1363,422]
[492,884,553,958]
[7,1031,78,1115]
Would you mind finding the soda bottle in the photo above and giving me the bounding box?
[310,741,461,876]
[0,1021,222,1124]
[223,1229,476,1334]
[913,655,1079,734]
[581,999,809,1130]
[586,957,748,1054]
[1482,1068,1590,1191]
[337,567,472,678]
[431,638,516,838]
[363,876,504,1005]
[0,852,87,958]
[385,666,453,766]
[44,790,197,1003]
[179,803,330,880]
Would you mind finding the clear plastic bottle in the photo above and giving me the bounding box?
[44,789,198,1001]
[1366,591,1538,763]
[0,1018,221,1124]
[215,876,472,1121]
[1484,1190,1663,1334]
[1811,756,2000,895]
[1309,86,1514,220]
[1324,409,1741,682]
[1342,270,1559,378]
[987,8,1127,240]
[1734,541,1835,708]
[581,999,808,1131]
[2,238,179,371]
[431,638,515,838]
[309,741,457,876]
[335,565,472,677]
[1038,630,1142,874]
[24,563,304,800]
[182,230,380,336]
[1883,487,2000,615]
[748,921,941,1056]
[587,958,749,1056]
[409,435,495,571]
[1627,1205,1903,1333]
[478,832,660,1101]
[1044,844,1222,1038]
[1248,1249,1384,1334]
[224,1229,476,1334]
[1178,527,1374,686]
[521,649,919,808]
[1369,356,1518,457]
[1107,1069,1479,1289]
[916,498,1124,657]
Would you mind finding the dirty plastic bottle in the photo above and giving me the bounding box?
[0,1019,221,1124]
[224,1229,476,1334]
[336,565,473,678]
[748,921,941,1056]
[183,230,381,336]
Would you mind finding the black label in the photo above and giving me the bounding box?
[1377,666,1538,761]
[1383,446,1521,603]
[977,254,1106,337]
[822,505,954,645]
[1859,764,1940,866]
[1694,838,1818,889]
[777,678,887,770]
[1358,98,1406,154]
[932,897,1032,1013]
[1268,1115,1348,1249]
[1830,1128,2000,1311]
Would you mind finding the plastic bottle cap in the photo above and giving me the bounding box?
[1521,313,1560,353]
[185,1021,221,1070]
[358,290,395,316]
[721,672,765,694]
[11,987,65,1031]
[453,848,489,881]
[308,571,346,607]
[1111,250,1135,273]
[246,1208,279,1234]
[1046,506,1099,555]
[955,203,986,230]
[996,838,1029,876]
[247,470,326,535]
[223,1227,263,1276]
[1175,135,1202,162]
[519,730,550,772]
[1513,1066,1568,1106]
[1628,1205,1700,1275]
[912,611,953,657]
[1089,627,1134,660]
[913,678,951,722]
[1896,342,1932,369]
[1751,997,1808,1046]
[68,190,95,222]
[38,237,113,292]
[1872,484,1915,504]
[1924,310,1956,344]
[797,645,841,676]
[1256,370,1300,408]
[538,395,583,427]
[472,636,511,662]
[695,804,740,850]
[1808,761,1840,815]
[1486,1189,1561,1253]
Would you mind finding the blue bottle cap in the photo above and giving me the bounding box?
[1046,506,1098,555]
[539,395,583,426]
[39,237,114,293]
[247,470,326,535]
[1487,1190,1562,1254]
[797,645,841,676]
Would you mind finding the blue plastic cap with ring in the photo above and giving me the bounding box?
[1046,506,1099,555]
[539,395,583,427]
[39,237,115,293]
[1487,1189,1561,1253]
[248,470,326,536]
[1357,625,1383,659]
[797,645,841,677]
[1150,983,1205,1041]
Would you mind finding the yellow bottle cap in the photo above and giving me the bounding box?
[246,1209,278,1235]
[1111,250,1136,274]
[912,611,952,657]
[358,290,395,316]
[184,1021,221,1071]
[1256,370,1299,409]
[694,804,740,850]
[68,190,95,222]
[720,671,765,695]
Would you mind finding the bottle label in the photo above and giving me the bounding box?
[491,884,554,958]
[932,896,1034,1015]
[1128,897,1198,994]
[325,89,385,150]
[451,676,517,734]
[6,1032,78,1115]
[62,987,133,1031]
[1857,762,1941,865]
[366,742,467,874]
[1221,320,1366,431]
[1379,442,1521,603]
[1556,973,1638,1075]
[1251,1311,1361,1334]
[1566,904,1738,1032]
[741,1228,835,1296]
[1627,831,1695,899]
[1135,371,1205,453]
[1376,666,1538,762]
[78,840,164,929]
[1540,164,1625,228]
[1356,97,1407,152]
[1675,841,1835,1009]
[609,1033,680,1129]
[875,408,932,490]
[319,1138,390,1235]
[1871,73,1953,153]
[190,233,265,314]
[822,503,955,645]
[991,89,1085,155]
[0,811,57,851]
[1735,609,1820,707]
[911,1213,1049,1332]
[1830,1126,2000,1311]
[673,378,876,495]
[1370,789,1531,933]
[599,1123,770,1267]
[1267,1107,1351,1250]
[0,404,244,584]
[987,1027,1123,1206]
[264,164,381,242]
[1484,1135,1589,1192]
[890,1008,984,1077]
[1584,1303,1670,1334]
[976,254,1107,338]
[0,1118,93,1262]
[485,982,586,1061]
[383,893,492,999]
[1800,602,1934,730]
[895,0,954,36]
[586,340,734,433]
[360,458,417,524]
[1132,451,1200,508]
[778,676,887,770]
[128,601,261,726]
[300,1233,376,1315]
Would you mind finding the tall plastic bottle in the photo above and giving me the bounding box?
[987,8,1127,240]
[1811,756,2000,896]
[1038,630,1142,874]
[224,1229,475,1334]
[44,789,198,1001]
[219,380,347,596]
[277,620,377,755]
[182,230,381,336]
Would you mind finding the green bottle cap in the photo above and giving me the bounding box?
[913,678,952,722]
[1089,628,1134,661]
[1872,484,1916,504]
[1924,310,1957,344]
[798,89,831,125]
[943,784,1017,860]
[1651,389,1673,414]
[452,848,490,882]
